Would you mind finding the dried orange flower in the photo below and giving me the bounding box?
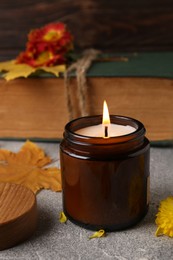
[155,196,173,237]
[16,22,73,67]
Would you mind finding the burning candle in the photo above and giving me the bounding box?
[60,102,150,231]
[76,101,136,138]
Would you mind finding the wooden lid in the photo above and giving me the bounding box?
[0,182,37,251]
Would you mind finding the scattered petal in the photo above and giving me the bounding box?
[89,229,106,239]
[155,227,164,237]
[59,212,67,223]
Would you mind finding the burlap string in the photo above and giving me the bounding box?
[64,49,100,120]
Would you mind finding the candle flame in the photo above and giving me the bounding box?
[102,100,110,125]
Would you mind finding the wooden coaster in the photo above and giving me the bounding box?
[0,182,37,251]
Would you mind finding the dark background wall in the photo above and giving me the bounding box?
[0,0,173,61]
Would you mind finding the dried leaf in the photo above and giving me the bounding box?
[0,60,16,71]
[89,229,106,239]
[0,140,61,193]
[59,212,67,223]
[40,65,66,76]
[3,63,35,81]
[0,60,66,81]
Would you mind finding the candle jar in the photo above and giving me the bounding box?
[60,115,150,231]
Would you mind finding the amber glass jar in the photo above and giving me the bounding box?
[60,115,150,231]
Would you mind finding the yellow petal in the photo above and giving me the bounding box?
[89,229,106,239]
[39,65,66,77]
[155,227,164,237]
[59,211,67,223]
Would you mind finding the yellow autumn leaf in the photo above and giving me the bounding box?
[40,65,66,76]
[0,60,35,81]
[3,63,35,81]
[0,140,61,193]
[59,211,67,223]
[0,60,66,81]
[0,60,16,71]
[89,229,106,239]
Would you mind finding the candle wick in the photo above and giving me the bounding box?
[104,126,108,138]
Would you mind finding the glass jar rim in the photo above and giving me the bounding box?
[64,115,146,145]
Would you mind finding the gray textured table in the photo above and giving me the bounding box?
[0,141,172,260]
